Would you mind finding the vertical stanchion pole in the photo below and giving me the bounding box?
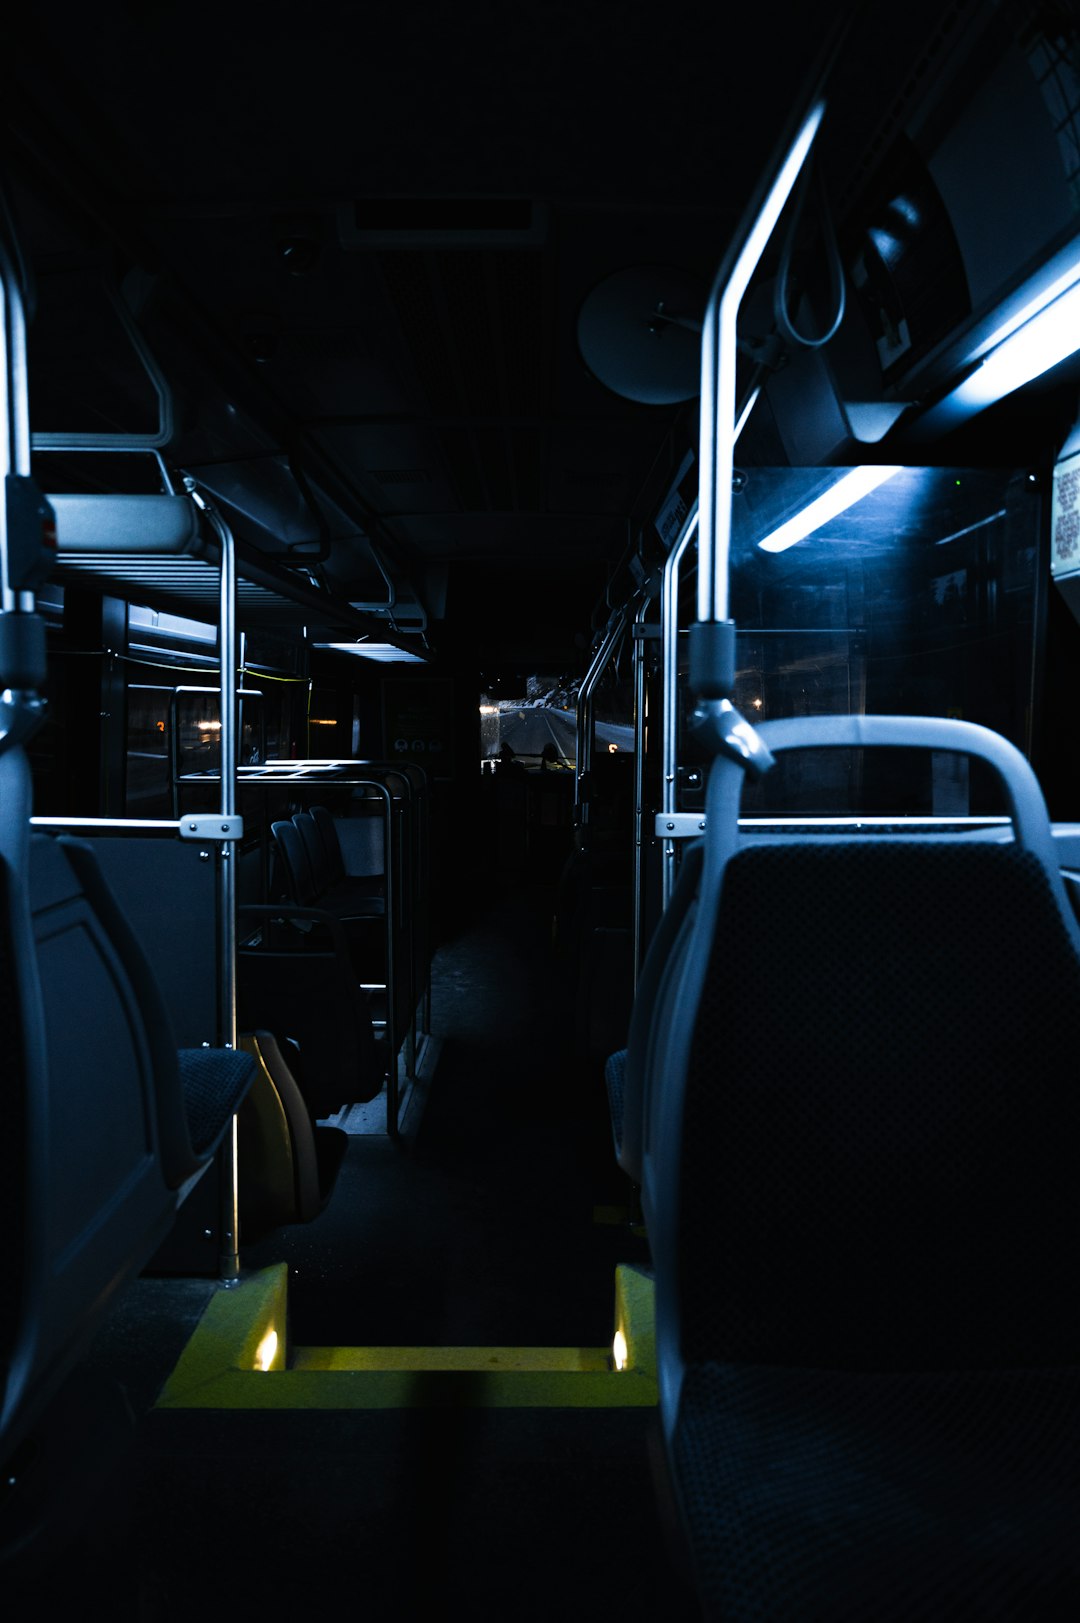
[218,510,240,1281]
[0,249,12,619]
[381,781,398,1136]
[694,102,825,656]
[192,495,243,1284]
[661,507,699,910]
[632,595,649,988]
[574,610,627,839]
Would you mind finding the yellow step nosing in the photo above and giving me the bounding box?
[156,1261,658,1411]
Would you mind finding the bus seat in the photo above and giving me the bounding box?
[309,803,348,882]
[644,716,1080,1619]
[3,817,253,1475]
[81,836,221,1049]
[292,808,341,894]
[271,817,319,906]
[237,1031,347,1236]
[553,844,634,1059]
[292,809,384,916]
[603,838,703,1184]
[53,837,254,1186]
[312,802,388,895]
[337,794,389,880]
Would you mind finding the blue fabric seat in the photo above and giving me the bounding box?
[54,835,254,1188]
[642,716,1080,1620]
[273,814,384,920]
[604,839,703,1183]
[3,775,253,1477]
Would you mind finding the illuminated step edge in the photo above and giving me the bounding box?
[157,1262,656,1410]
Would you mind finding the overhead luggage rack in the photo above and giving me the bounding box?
[47,489,396,638]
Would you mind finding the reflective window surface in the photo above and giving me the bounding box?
[680,468,1041,816]
[478,669,633,774]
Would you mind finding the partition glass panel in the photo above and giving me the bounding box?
[676,467,1041,817]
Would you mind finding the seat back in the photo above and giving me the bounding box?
[0,744,47,1460]
[309,805,347,886]
[3,795,175,1464]
[3,807,256,1468]
[272,817,319,904]
[45,836,197,1188]
[643,716,1080,1434]
[80,836,219,1048]
[607,838,704,1182]
[292,810,333,896]
[337,797,386,880]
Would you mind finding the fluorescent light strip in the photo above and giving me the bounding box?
[314,642,426,662]
[974,252,1080,360]
[945,277,1080,414]
[757,465,903,553]
[914,250,1080,435]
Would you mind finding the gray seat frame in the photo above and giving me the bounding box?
[642,713,1080,1440]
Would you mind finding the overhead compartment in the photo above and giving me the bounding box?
[758,8,1080,459]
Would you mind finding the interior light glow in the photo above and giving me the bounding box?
[757,465,903,553]
[975,251,1080,359]
[734,385,761,444]
[314,642,427,663]
[886,194,921,230]
[255,1329,279,1372]
[914,251,1080,436]
[944,277,1080,414]
[868,226,903,265]
[612,1328,629,1372]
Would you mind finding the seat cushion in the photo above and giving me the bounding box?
[604,1046,627,1151]
[673,1359,1080,1622]
[177,1047,256,1158]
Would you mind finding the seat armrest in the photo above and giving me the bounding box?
[238,902,353,963]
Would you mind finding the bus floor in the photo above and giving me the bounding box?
[8,878,702,1621]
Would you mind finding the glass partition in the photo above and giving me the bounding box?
[676,467,1042,816]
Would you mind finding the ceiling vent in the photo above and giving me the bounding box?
[372,468,432,486]
[339,198,548,249]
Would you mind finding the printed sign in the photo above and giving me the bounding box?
[654,447,696,548]
[381,678,455,775]
[1052,448,1080,575]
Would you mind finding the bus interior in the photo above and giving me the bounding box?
[5,3,1080,1617]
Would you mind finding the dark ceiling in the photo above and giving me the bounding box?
[2,1,1004,665]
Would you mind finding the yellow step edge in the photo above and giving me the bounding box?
[293,1345,611,1372]
[157,1262,657,1410]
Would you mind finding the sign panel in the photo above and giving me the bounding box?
[1052,447,1080,576]
[381,678,455,776]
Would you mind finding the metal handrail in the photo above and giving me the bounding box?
[575,606,631,833]
[218,768,412,1134]
[695,103,826,631]
[0,230,48,757]
[1,237,32,603]
[182,490,243,1279]
[661,505,699,909]
[168,685,264,818]
[632,594,653,987]
[31,277,175,451]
